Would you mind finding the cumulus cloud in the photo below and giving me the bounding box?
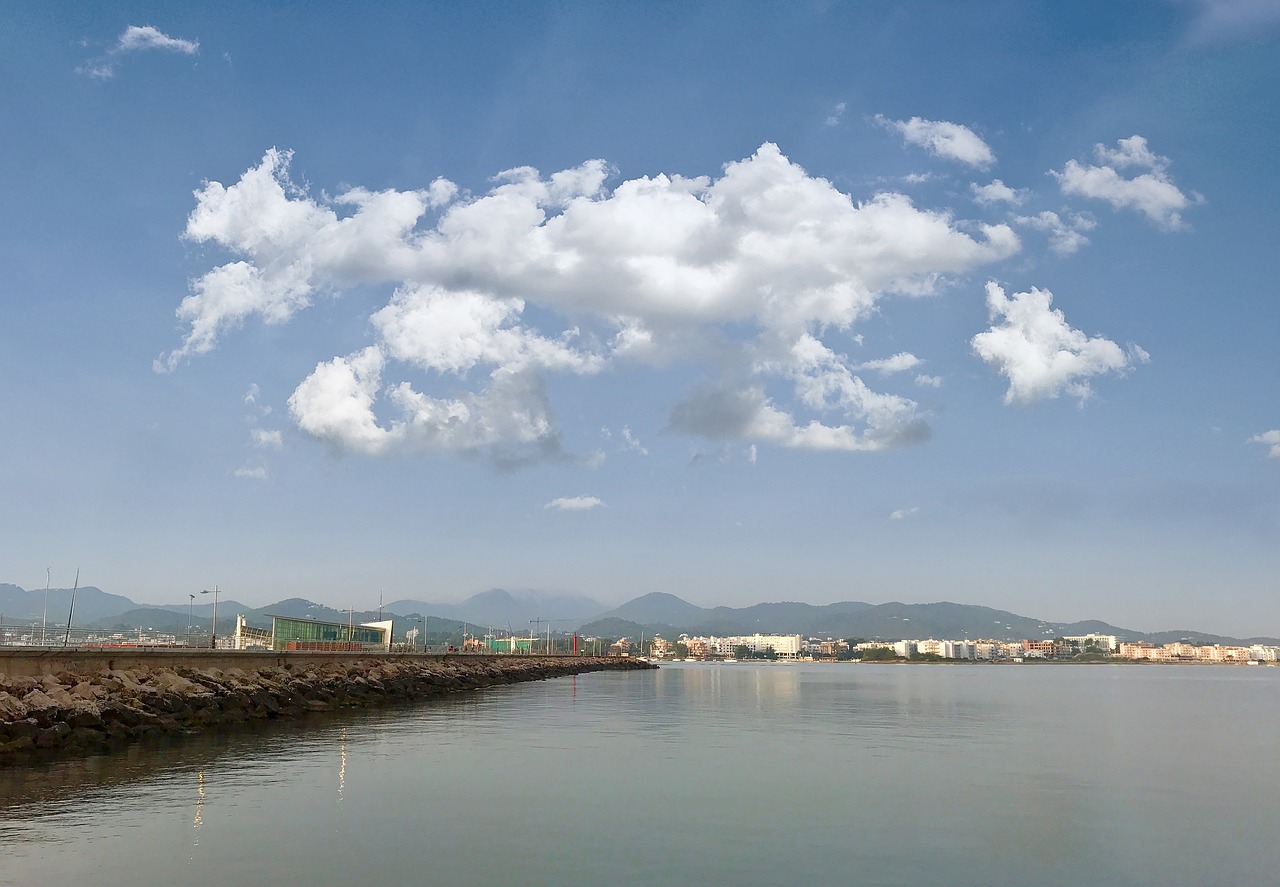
[971,179,1026,206]
[1248,430,1280,458]
[876,115,996,169]
[971,282,1147,405]
[1014,210,1097,256]
[1051,136,1201,229]
[915,374,943,388]
[163,144,1020,459]
[78,25,199,79]
[545,496,604,511]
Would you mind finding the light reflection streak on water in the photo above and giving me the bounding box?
[338,729,346,802]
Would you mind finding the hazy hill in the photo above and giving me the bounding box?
[579,595,1280,644]
[6,580,1278,646]
[0,583,140,625]
[385,588,604,628]
[600,592,711,627]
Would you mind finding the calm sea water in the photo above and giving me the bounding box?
[2,662,1278,885]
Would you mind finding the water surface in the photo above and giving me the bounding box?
[2,662,1277,885]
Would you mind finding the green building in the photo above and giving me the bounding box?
[265,614,394,652]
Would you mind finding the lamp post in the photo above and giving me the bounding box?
[201,586,220,649]
[188,594,195,646]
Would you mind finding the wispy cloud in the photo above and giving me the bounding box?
[1172,0,1280,43]
[250,428,283,450]
[889,507,919,520]
[545,496,604,511]
[876,115,996,169]
[1014,210,1096,256]
[855,352,922,375]
[825,101,847,127]
[232,466,268,481]
[78,25,199,80]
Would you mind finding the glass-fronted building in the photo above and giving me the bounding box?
[266,615,393,652]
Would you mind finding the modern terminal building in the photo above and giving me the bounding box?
[233,614,394,652]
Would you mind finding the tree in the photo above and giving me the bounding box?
[674,642,689,659]
[734,644,751,660]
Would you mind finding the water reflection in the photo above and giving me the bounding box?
[2,665,1278,887]
[337,729,346,802]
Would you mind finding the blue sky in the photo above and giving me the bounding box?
[1,1,1277,635]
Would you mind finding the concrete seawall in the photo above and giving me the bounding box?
[0,651,656,759]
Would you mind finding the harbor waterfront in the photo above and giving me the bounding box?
[2,661,1278,885]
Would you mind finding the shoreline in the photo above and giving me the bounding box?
[0,652,656,762]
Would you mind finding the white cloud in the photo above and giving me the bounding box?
[250,428,283,449]
[232,466,268,481]
[545,496,604,511]
[854,352,922,375]
[165,144,1021,458]
[914,374,943,388]
[1014,210,1097,256]
[1051,136,1201,229]
[971,179,1026,206]
[747,444,758,464]
[889,507,919,520]
[971,282,1146,405]
[288,346,560,460]
[78,25,198,79]
[621,426,649,456]
[876,115,996,169]
[118,25,199,54]
[1248,430,1280,458]
[825,102,847,127]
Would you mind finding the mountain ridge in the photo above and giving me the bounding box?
[2,582,1274,646]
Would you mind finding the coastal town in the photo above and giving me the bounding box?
[638,633,1280,664]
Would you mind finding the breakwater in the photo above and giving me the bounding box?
[0,652,655,759]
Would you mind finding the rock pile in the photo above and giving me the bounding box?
[0,655,654,759]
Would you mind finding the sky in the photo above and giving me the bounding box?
[1,1,1277,635]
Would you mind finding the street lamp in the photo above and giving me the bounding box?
[201,586,220,649]
[188,594,195,646]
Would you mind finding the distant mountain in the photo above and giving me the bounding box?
[4,580,1277,646]
[582,594,1280,645]
[601,592,711,628]
[0,584,140,625]
[385,588,604,629]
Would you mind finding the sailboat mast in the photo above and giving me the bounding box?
[62,568,79,648]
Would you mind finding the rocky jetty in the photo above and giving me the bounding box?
[0,655,655,759]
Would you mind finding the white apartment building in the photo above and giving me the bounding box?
[682,633,804,659]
